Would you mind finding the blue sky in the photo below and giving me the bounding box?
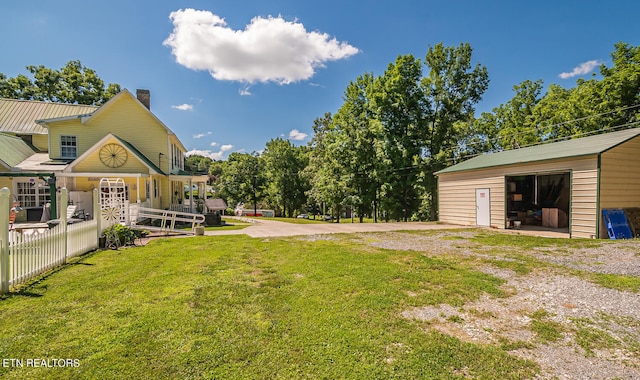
[2,1,640,160]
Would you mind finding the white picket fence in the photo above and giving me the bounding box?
[0,187,104,294]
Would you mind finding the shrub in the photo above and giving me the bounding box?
[102,224,147,246]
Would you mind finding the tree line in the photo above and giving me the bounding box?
[0,60,121,105]
[4,44,639,221]
[192,42,640,221]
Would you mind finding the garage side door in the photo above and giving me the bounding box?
[476,188,491,226]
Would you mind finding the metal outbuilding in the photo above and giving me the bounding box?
[436,127,640,238]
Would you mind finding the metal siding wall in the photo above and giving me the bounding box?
[438,170,504,228]
[438,156,598,236]
[599,137,640,237]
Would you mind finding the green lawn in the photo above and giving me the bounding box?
[0,233,540,379]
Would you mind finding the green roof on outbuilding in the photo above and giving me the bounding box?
[436,127,640,175]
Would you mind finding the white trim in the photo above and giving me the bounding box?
[56,172,149,178]
[60,135,78,159]
[63,133,160,175]
[168,174,209,182]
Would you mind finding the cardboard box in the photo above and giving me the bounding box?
[542,208,567,228]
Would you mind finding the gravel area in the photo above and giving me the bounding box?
[361,231,640,379]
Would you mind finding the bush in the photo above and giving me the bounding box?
[102,224,147,246]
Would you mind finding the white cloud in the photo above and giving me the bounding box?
[239,85,252,96]
[559,60,602,79]
[193,131,212,139]
[288,129,308,141]
[186,144,234,160]
[163,8,359,85]
[172,103,194,111]
[210,141,218,147]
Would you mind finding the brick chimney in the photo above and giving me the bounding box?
[136,89,150,110]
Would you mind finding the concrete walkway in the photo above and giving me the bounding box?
[204,216,468,238]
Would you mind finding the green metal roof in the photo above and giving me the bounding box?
[0,132,36,168]
[0,98,98,134]
[437,127,640,175]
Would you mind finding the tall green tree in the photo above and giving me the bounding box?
[306,112,351,221]
[0,60,120,105]
[420,43,489,219]
[221,152,267,216]
[263,138,309,217]
[373,54,427,221]
[332,73,383,222]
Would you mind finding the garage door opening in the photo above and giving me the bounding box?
[506,173,570,231]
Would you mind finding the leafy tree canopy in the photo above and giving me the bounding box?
[0,60,120,105]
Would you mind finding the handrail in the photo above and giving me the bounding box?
[130,207,205,233]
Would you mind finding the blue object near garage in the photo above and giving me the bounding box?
[602,209,633,239]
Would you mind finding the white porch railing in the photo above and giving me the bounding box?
[1,187,103,293]
[169,203,199,214]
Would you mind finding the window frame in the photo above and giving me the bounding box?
[60,135,78,159]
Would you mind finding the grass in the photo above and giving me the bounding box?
[571,317,620,357]
[0,234,538,379]
[528,309,565,343]
[589,273,640,292]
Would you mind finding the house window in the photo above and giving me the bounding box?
[60,135,77,158]
[16,180,50,208]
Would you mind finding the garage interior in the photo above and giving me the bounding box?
[505,172,570,231]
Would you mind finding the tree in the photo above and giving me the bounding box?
[306,112,351,222]
[485,42,640,147]
[307,43,488,222]
[420,43,489,219]
[263,138,309,217]
[185,154,214,173]
[0,60,120,105]
[373,54,427,221]
[471,79,543,151]
[332,73,383,222]
[221,152,267,216]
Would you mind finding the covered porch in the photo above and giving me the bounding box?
[168,173,211,214]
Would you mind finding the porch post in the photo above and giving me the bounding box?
[189,178,193,213]
[0,188,10,294]
[136,177,140,204]
[149,176,154,208]
[60,188,68,263]
[94,188,101,241]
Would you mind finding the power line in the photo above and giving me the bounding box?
[458,102,640,151]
